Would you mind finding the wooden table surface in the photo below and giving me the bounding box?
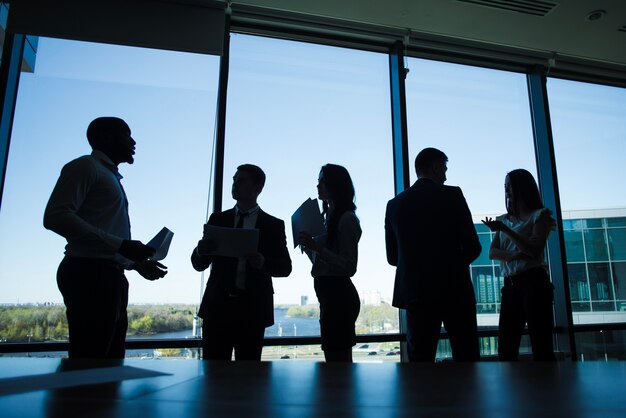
[1,358,625,418]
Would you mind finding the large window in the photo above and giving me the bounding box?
[548,79,626,326]
[404,58,536,329]
[0,38,219,346]
[223,34,397,349]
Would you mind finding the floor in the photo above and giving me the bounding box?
[1,357,625,417]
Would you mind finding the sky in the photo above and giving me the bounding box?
[0,35,624,306]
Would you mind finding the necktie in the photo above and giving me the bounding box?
[233,211,248,293]
[236,212,248,229]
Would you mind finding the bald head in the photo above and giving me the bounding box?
[86,117,136,165]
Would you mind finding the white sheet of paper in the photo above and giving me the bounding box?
[147,227,174,261]
[202,224,259,257]
[291,198,326,248]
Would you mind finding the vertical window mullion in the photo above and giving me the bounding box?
[212,13,231,214]
[389,40,410,362]
[527,68,576,360]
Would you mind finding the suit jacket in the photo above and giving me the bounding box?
[191,208,292,328]
[385,178,481,308]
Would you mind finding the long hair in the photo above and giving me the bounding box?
[506,169,544,216]
[320,164,356,247]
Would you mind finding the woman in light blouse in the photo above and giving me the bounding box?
[483,169,556,361]
[299,164,361,362]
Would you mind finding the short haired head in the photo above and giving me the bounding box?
[87,117,129,149]
[415,147,448,182]
[237,164,266,188]
[86,117,135,165]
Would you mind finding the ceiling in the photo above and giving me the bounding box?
[231,0,626,70]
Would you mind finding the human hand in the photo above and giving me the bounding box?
[247,252,265,270]
[298,232,320,253]
[482,217,506,232]
[196,239,217,256]
[119,240,155,261]
[134,260,168,281]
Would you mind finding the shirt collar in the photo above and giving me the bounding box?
[235,204,260,216]
[91,150,122,179]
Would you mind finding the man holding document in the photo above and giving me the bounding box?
[191,164,292,360]
[44,117,167,359]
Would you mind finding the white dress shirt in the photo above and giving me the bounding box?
[234,204,260,290]
[44,150,132,266]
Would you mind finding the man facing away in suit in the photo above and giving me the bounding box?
[191,164,292,360]
[385,148,481,362]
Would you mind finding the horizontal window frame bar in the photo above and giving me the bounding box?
[1,323,622,354]
[230,3,626,89]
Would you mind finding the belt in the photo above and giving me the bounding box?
[228,289,247,298]
[504,267,547,285]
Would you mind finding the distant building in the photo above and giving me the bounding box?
[362,290,382,306]
[300,295,308,306]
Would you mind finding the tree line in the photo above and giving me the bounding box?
[0,305,195,342]
[286,303,399,333]
[1,303,400,343]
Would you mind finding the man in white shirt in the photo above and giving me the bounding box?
[44,117,167,359]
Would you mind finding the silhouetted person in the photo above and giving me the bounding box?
[44,117,167,359]
[191,164,291,360]
[299,164,361,362]
[385,148,481,362]
[483,169,556,361]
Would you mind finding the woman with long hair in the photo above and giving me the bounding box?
[483,169,556,361]
[299,164,361,362]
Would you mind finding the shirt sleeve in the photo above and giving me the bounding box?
[316,212,361,277]
[190,213,218,272]
[533,208,556,231]
[43,158,124,252]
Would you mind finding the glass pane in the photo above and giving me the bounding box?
[585,219,604,228]
[568,264,590,302]
[611,262,626,308]
[563,219,583,230]
[584,229,609,261]
[548,78,626,324]
[608,218,626,228]
[575,330,626,361]
[261,341,402,362]
[224,34,395,338]
[564,230,585,262]
[437,335,533,361]
[405,58,536,329]
[471,266,497,314]
[0,38,219,343]
[473,234,493,266]
[608,229,626,260]
[588,263,614,305]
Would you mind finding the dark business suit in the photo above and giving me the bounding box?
[385,178,481,361]
[191,208,291,360]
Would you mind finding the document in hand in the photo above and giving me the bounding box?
[203,224,260,257]
[147,227,174,261]
[291,198,326,248]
